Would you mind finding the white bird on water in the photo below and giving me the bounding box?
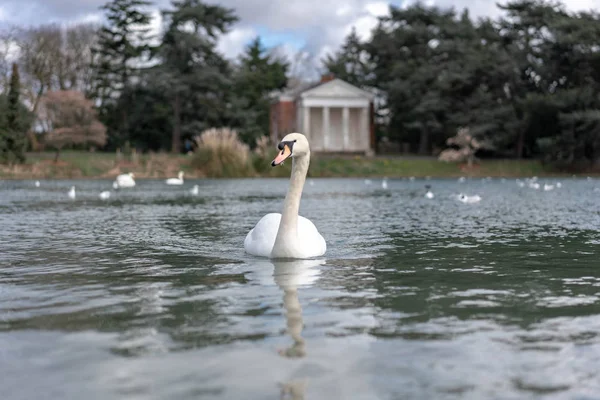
[99,190,111,200]
[166,171,184,185]
[68,186,76,199]
[424,184,434,199]
[190,185,199,195]
[115,172,135,188]
[382,178,388,189]
[244,132,326,259]
[34,180,40,187]
[544,183,555,191]
[458,193,481,203]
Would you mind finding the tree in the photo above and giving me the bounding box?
[368,4,458,154]
[322,27,373,88]
[157,0,238,153]
[496,0,566,158]
[0,27,18,94]
[0,63,30,164]
[232,36,288,145]
[92,0,154,149]
[17,25,63,114]
[38,91,107,162]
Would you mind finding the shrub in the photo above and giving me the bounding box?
[192,128,253,177]
[251,135,274,174]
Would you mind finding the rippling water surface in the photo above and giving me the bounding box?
[1,177,600,399]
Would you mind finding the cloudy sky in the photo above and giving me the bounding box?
[1,0,599,67]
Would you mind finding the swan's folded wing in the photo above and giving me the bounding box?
[244,213,281,257]
[298,215,327,257]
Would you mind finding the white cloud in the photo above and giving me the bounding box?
[217,27,257,59]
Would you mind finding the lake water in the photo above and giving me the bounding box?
[1,177,600,399]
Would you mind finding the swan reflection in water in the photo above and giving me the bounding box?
[265,258,324,399]
[273,258,322,357]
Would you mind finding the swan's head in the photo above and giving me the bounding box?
[129,172,135,178]
[178,171,184,179]
[272,133,309,167]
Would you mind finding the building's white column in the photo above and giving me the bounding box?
[303,105,310,138]
[342,106,350,150]
[322,106,330,150]
[360,106,369,151]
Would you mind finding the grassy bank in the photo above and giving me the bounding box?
[0,150,577,180]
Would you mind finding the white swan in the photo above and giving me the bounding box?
[115,172,135,188]
[99,190,111,200]
[424,184,434,199]
[68,186,76,199]
[382,177,388,189]
[543,183,554,191]
[458,193,481,203]
[190,184,199,195]
[244,133,326,259]
[34,180,40,187]
[166,171,184,185]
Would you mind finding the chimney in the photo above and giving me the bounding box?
[320,73,335,83]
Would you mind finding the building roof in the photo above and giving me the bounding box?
[271,77,375,102]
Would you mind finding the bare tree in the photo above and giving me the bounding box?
[17,23,99,112]
[38,90,107,162]
[60,24,99,94]
[17,25,62,113]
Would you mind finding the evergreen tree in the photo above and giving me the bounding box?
[232,37,288,145]
[322,27,373,88]
[368,4,457,154]
[92,0,154,148]
[157,0,238,153]
[0,63,30,164]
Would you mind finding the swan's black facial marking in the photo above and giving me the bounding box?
[277,140,295,151]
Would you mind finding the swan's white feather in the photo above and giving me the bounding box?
[244,212,326,258]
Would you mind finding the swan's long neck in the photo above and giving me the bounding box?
[272,153,309,255]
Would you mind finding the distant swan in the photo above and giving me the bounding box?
[190,184,199,195]
[166,171,184,185]
[115,172,135,188]
[99,191,111,200]
[68,186,76,199]
[34,180,40,187]
[244,133,326,259]
[458,193,481,203]
[425,184,434,199]
[382,177,388,189]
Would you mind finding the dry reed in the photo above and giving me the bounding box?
[192,128,252,177]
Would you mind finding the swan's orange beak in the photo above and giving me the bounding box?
[271,142,292,166]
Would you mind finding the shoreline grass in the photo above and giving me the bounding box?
[0,150,593,180]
